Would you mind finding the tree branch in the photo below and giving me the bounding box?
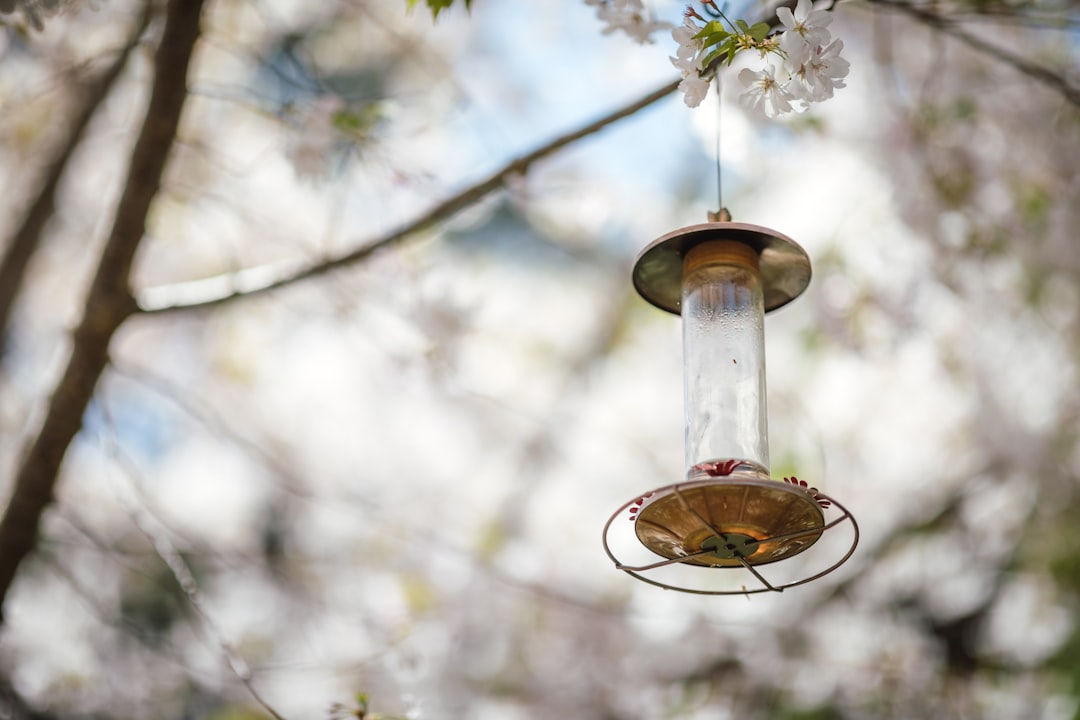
[0,0,206,622]
[0,1,151,359]
[135,78,682,315]
[129,2,812,316]
[867,0,1080,107]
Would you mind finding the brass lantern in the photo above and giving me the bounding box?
[602,217,858,594]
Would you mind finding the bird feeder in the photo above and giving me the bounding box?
[602,217,858,594]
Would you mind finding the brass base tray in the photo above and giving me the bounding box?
[633,477,825,567]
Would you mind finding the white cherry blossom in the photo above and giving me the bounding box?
[668,0,849,114]
[672,15,705,61]
[738,66,794,118]
[802,38,849,99]
[588,0,672,44]
[670,15,712,107]
[778,0,834,66]
[675,61,712,107]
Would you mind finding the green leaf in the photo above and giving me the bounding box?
[748,22,771,41]
[405,0,470,20]
[700,30,730,49]
[735,18,751,32]
[331,104,382,137]
[700,48,724,69]
[700,38,735,69]
[692,20,725,39]
[427,0,455,18]
[723,38,740,65]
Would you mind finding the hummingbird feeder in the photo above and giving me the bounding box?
[602,215,858,594]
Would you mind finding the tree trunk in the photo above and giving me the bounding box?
[0,0,206,621]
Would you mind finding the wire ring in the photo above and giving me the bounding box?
[602,485,859,595]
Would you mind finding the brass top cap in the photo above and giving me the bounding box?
[632,222,812,315]
[683,239,761,277]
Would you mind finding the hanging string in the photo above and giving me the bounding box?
[715,72,723,211]
[709,72,731,222]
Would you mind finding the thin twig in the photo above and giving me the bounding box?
[867,0,1080,107]
[88,394,290,720]
[131,0,825,316]
[135,79,682,315]
[136,515,288,720]
[109,361,621,616]
[0,0,152,358]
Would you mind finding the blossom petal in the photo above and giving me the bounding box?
[776,5,795,30]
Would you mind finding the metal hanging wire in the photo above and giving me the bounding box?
[709,73,731,222]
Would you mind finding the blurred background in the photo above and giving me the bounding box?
[0,0,1078,717]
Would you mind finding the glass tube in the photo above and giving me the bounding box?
[682,240,769,478]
